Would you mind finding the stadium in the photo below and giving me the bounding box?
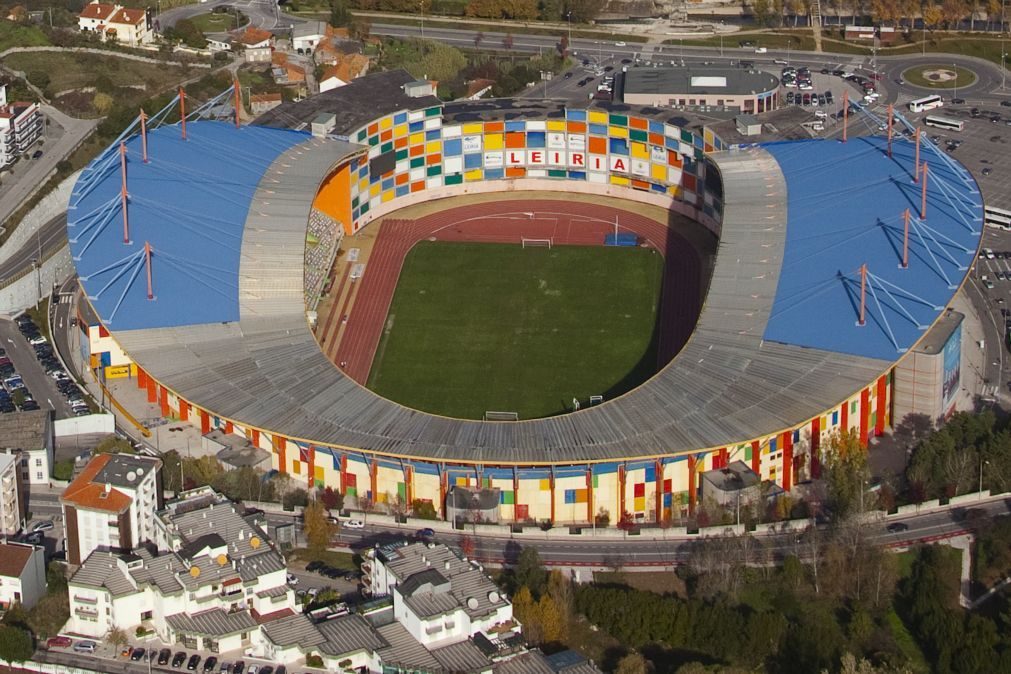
[67,70,983,525]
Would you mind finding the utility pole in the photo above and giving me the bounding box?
[420,0,425,40]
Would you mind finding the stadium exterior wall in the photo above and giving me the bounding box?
[74,106,896,526]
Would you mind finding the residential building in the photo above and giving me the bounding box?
[318,53,370,93]
[0,454,24,535]
[249,93,283,117]
[463,79,495,100]
[0,410,55,486]
[0,85,42,168]
[291,21,326,53]
[621,66,781,113]
[67,488,292,649]
[271,52,306,86]
[0,542,46,609]
[77,1,152,46]
[699,460,762,511]
[236,27,273,63]
[60,453,162,565]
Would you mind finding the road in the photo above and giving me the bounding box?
[0,214,67,283]
[0,318,75,419]
[0,106,97,232]
[156,0,302,32]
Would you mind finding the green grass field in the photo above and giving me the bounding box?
[367,241,664,420]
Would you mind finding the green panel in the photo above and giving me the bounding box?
[629,129,648,143]
[369,135,378,146]
[395,149,409,161]
[360,202,370,214]
[410,157,425,168]
[346,486,358,497]
[425,106,441,117]
[681,129,694,142]
[381,141,394,154]
[745,445,753,461]
[397,482,406,499]
[426,165,442,176]
[592,474,599,488]
[694,148,704,161]
[352,196,359,208]
[357,129,367,142]
[445,174,463,185]
[548,169,567,178]
[609,114,628,127]
[502,490,515,505]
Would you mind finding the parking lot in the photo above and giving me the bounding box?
[0,314,85,419]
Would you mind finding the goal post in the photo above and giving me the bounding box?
[521,238,552,249]
[485,411,519,421]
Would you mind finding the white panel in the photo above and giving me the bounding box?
[664,123,679,138]
[396,160,409,173]
[408,110,424,122]
[650,145,666,164]
[484,151,503,168]
[587,172,607,184]
[568,134,586,150]
[547,133,566,149]
[462,135,482,152]
[690,76,726,87]
[526,120,546,131]
[427,176,444,188]
[631,159,650,176]
[527,149,547,165]
[370,195,382,209]
[527,169,547,178]
[547,150,566,166]
[444,156,463,175]
[368,146,380,158]
[442,125,462,138]
[679,142,693,156]
[506,150,525,165]
[424,117,441,130]
[409,167,425,181]
[668,167,683,184]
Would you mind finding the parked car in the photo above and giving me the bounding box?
[233,662,246,674]
[131,647,147,662]
[73,640,97,653]
[32,520,54,532]
[203,656,218,671]
[345,519,365,529]
[886,522,909,533]
[286,573,299,585]
[417,527,435,539]
[158,648,172,665]
[172,651,188,668]
[46,636,72,648]
[187,654,202,670]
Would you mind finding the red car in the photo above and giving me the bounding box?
[46,636,72,649]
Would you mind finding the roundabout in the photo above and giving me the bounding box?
[901,63,978,90]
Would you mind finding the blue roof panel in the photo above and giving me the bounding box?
[760,137,982,361]
[68,121,308,331]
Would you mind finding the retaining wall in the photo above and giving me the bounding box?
[0,243,73,314]
[0,171,79,265]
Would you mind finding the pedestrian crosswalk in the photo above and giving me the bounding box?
[56,294,72,305]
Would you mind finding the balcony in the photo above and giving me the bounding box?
[74,607,98,617]
[73,596,98,605]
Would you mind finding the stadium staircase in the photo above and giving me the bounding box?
[810,0,823,52]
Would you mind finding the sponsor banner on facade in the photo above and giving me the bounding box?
[547,132,566,149]
[484,151,503,168]
[462,135,482,153]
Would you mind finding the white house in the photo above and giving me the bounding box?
[0,85,43,169]
[0,410,55,487]
[291,21,326,53]
[0,454,24,536]
[0,542,45,609]
[60,453,162,565]
[77,1,153,46]
[236,27,274,63]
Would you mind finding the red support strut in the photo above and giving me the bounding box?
[914,129,921,183]
[144,242,154,300]
[140,109,149,163]
[920,162,929,220]
[858,263,867,326]
[234,79,241,128]
[120,142,129,244]
[179,87,187,140]
[902,208,910,269]
[842,90,848,143]
[887,103,893,158]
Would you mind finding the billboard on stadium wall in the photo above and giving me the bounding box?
[941,320,962,409]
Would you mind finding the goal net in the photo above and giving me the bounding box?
[521,238,552,249]
[485,411,520,421]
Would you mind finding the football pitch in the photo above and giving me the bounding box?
[366,241,665,420]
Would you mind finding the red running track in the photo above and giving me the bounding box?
[332,200,705,385]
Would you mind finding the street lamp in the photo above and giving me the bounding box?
[566,11,571,48]
[420,0,425,40]
[953,62,958,100]
[978,458,989,496]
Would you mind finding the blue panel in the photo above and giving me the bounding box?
[100,351,111,367]
[518,468,551,479]
[425,129,440,141]
[663,493,672,507]
[589,123,607,136]
[352,207,360,220]
[443,138,462,156]
[68,122,307,330]
[554,466,586,478]
[464,153,482,169]
[484,467,514,479]
[761,138,982,360]
[393,112,407,125]
[609,138,628,155]
[770,437,777,452]
[693,135,704,149]
[381,177,394,191]
[410,461,440,476]
[485,168,504,180]
[648,120,664,134]
[832,410,839,425]
[564,490,577,504]
[409,121,424,132]
[644,465,656,482]
[568,170,587,180]
[593,462,619,474]
[650,183,667,193]
[566,109,587,121]
[793,429,800,442]
[526,131,546,148]
[665,137,679,150]
[505,121,526,132]
[395,185,409,197]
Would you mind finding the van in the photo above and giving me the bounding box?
[985,248,995,259]
[73,640,97,654]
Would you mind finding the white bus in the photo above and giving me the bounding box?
[985,205,1011,230]
[908,95,944,112]
[924,115,965,131]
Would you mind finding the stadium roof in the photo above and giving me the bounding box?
[68,120,981,464]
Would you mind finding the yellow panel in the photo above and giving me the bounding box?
[633,496,645,512]
[370,183,381,197]
[484,134,503,150]
[609,126,628,138]
[463,122,483,134]
[380,116,393,130]
[376,491,388,503]
[631,142,648,159]
[409,132,425,145]
[394,124,408,138]
[359,178,369,191]
[610,175,630,186]
[314,465,325,480]
[292,461,301,475]
[588,110,608,124]
[425,140,441,154]
[382,189,395,202]
[546,120,566,131]
[456,476,468,486]
[464,169,483,181]
[651,163,667,181]
[539,479,551,491]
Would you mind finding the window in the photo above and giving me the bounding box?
[36,472,42,481]
[141,610,152,621]
[20,459,27,467]
[35,459,41,467]
[21,472,27,481]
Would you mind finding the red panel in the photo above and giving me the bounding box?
[275,435,287,474]
[346,472,356,487]
[307,445,316,488]
[179,401,189,422]
[340,455,348,493]
[841,398,849,430]
[199,410,210,435]
[859,388,870,446]
[782,432,793,491]
[618,465,626,517]
[146,377,157,403]
[515,504,529,520]
[633,482,645,498]
[505,132,525,148]
[719,447,729,468]
[687,457,697,514]
[663,479,672,493]
[251,429,260,447]
[224,421,233,434]
[159,386,169,416]
[586,469,594,522]
[751,440,761,474]
[811,417,821,478]
[875,375,888,435]
[137,368,147,389]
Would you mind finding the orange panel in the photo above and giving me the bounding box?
[667,150,683,167]
[485,121,504,133]
[394,137,408,149]
[632,179,649,190]
[506,167,526,178]
[395,172,409,186]
[567,121,587,133]
[629,116,648,130]
[311,162,354,234]
[380,129,392,142]
[426,153,441,165]
[409,145,424,157]
[506,132,525,149]
[649,133,664,145]
[367,122,378,135]
[410,181,425,193]
[588,136,607,154]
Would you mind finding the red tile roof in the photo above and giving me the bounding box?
[249,93,282,104]
[79,2,117,20]
[237,27,273,47]
[61,454,132,514]
[0,543,34,578]
[109,7,146,25]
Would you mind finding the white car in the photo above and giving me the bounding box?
[614,41,626,47]
[345,519,365,529]
[814,110,828,119]
[755,47,767,53]
[286,573,299,585]
[28,335,46,346]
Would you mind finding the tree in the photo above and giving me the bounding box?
[923,4,944,30]
[107,626,128,650]
[514,546,546,596]
[411,499,438,519]
[594,507,610,528]
[329,0,351,27]
[283,487,309,510]
[564,0,606,23]
[182,455,223,489]
[171,18,207,49]
[512,585,540,642]
[0,625,32,666]
[160,450,182,493]
[318,486,343,512]
[546,570,573,636]
[459,534,476,559]
[95,436,134,454]
[411,40,467,83]
[537,593,565,642]
[349,17,371,41]
[752,0,773,26]
[615,652,650,674]
[821,430,870,520]
[303,499,336,554]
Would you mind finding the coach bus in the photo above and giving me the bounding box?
[909,95,944,113]
[985,205,1011,230]
[924,115,965,131]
